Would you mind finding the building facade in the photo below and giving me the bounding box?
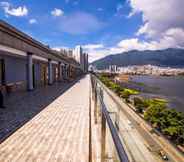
[0,20,82,94]
[73,46,88,73]
[109,65,117,73]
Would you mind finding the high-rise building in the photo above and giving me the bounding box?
[109,65,117,73]
[84,53,88,73]
[73,46,88,73]
[73,45,83,63]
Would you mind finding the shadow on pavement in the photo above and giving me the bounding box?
[0,75,85,143]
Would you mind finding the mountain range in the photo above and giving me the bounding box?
[91,48,184,70]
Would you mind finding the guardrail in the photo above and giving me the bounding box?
[91,74,129,162]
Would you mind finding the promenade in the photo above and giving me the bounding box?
[0,75,90,162]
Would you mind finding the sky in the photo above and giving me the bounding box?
[0,0,184,62]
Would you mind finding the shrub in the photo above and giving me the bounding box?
[144,104,166,122]
[110,84,124,96]
[134,97,144,105]
[120,90,131,102]
[124,88,139,95]
[133,97,151,113]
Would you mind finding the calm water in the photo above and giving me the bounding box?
[130,75,184,113]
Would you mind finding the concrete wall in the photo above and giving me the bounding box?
[0,55,27,85]
[52,65,57,83]
[34,62,41,87]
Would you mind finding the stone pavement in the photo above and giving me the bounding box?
[0,75,90,162]
[0,78,79,141]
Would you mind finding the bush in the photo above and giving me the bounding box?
[124,88,139,95]
[134,97,150,113]
[99,74,139,102]
[120,90,131,102]
[144,104,166,122]
[110,83,124,96]
[144,104,184,144]
[134,97,144,105]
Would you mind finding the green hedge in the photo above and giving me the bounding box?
[99,75,139,102]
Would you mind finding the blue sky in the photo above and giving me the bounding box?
[0,0,184,62]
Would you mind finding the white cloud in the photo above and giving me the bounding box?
[58,12,105,35]
[85,0,184,63]
[85,28,184,62]
[128,0,184,38]
[83,44,104,50]
[0,2,28,17]
[86,48,110,63]
[29,18,37,24]
[51,8,64,17]
[117,38,156,51]
[83,43,125,62]
[52,46,70,51]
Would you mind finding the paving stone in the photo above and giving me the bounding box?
[0,75,90,162]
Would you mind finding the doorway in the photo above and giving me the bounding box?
[0,59,5,85]
[41,64,48,86]
[32,64,36,88]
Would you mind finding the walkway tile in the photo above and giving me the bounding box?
[0,75,90,162]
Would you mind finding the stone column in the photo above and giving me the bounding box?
[64,64,67,80]
[66,64,69,79]
[58,62,62,81]
[48,59,53,85]
[61,65,64,80]
[27,52,33,91]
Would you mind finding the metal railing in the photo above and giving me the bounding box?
[91,74,129,162]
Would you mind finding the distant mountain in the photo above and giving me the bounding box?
[91,48,184,69]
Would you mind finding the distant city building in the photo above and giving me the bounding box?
[83,53,88,73]
[73,46,88,73]
[54,45,88,73]
[118,65,184,76]
[68,49,73,58]
[109,65,118,73]
[73,45,83,63]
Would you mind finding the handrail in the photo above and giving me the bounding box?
[91,74,129,162]
[98,94,129,162]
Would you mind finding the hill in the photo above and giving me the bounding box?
[91,48,184,69]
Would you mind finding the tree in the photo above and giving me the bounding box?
[120,90,131,102]
[144,104,166,122]
[134,97,149,113]
[162,126,183,140]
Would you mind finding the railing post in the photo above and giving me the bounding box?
[115,109,120,131]
[89,83,92,162]
[101,113,106,162]
[94,82,98,124]
[91,75,95,100]
[92,75,129,162]
[100,87,106,162]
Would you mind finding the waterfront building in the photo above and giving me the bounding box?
[109,65,117,73]
[118,65,184,76]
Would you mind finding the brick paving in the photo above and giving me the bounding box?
[0,75,90,162]
[0,79,78,141]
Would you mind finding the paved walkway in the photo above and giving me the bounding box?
[0,79,78,141]
[0,75,90,162]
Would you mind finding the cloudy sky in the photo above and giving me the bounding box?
[0,0,184,62]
